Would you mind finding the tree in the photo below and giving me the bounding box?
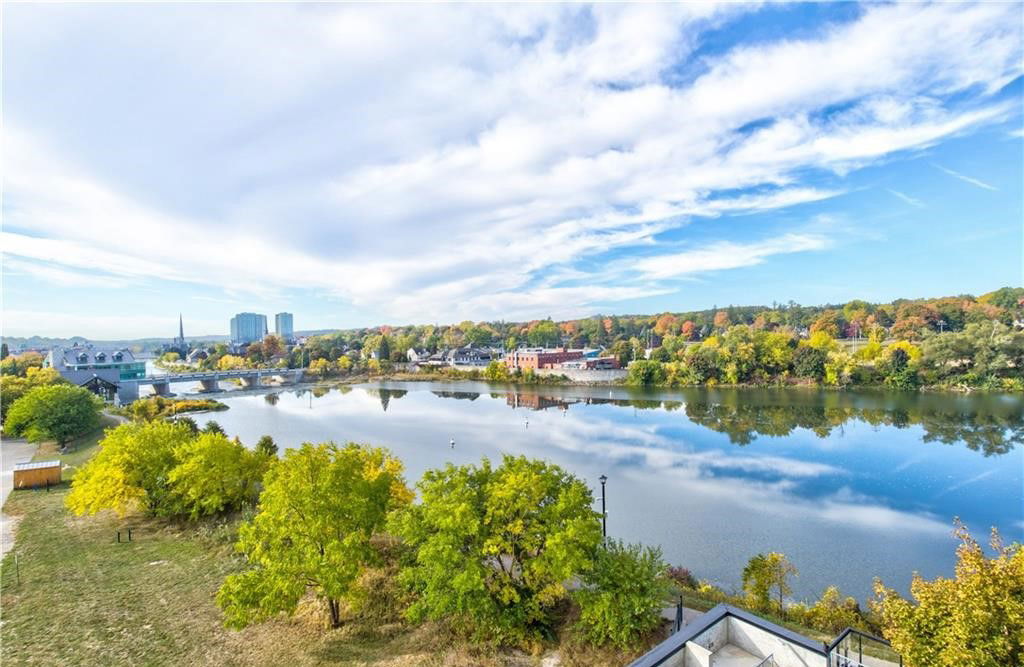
[0,351,44,377]
[255,435,278,457]
[309,357,333,378]
[805,586,864,634]
[872,522,1023,667]
[483,360,510,381]
[66,420,193,516]
[792,345,827,381]
[4,384,102,445]
[742,552,797,613]
[217,443,412,629]
[627,360,667,386]
[389,455,601,645]
[0,342,8,359]
[168,433,268,518]
[377,335,391,361]
[573,540,671,649]
[202,420,226,436]
[713,310,730,331]
[218,354,247,370]
[810,310,843,338]
[527,320,561,347]
[1,367,66,421]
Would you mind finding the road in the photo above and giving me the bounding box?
[1,437,39,557]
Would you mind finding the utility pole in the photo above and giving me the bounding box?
[599,474,608,538]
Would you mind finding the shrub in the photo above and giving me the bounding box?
[667,566,698,590]
[574,540,671,649]
[4,384,102,444]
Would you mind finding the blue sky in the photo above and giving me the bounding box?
[2,2,1022,339]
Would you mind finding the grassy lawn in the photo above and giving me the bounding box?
[0,421,643,666]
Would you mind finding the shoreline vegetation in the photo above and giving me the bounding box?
[1,380,1019,665]
[134,287,1024,396]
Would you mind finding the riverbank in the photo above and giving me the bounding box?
[0,473,655,666]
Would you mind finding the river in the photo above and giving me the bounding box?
[184,381,1023,604]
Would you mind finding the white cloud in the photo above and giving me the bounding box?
[933,163,999,191]
[633,234,831,280]
[1,2,1020,330]
[886,189,925,208]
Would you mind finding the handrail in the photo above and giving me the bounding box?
[753,654,774,667]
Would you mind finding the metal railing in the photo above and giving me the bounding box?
[752,654,775,667]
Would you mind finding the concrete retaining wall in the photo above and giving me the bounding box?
[534,368,628,383]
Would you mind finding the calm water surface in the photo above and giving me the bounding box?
[194,381,1023,603]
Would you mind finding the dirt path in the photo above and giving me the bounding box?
[1,437,39,557]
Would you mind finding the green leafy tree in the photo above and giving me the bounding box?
[574,540,671,649]
[168,434,268,518]
[872,522,1023,667]
[742,552,797,613]
[202,420,226,435]
[527,320,561,347]
[793,345,827,381]
[389,455,601,645]
[0,367,66,421]
[217,443,412,629]
[4,384,102,445]
[627,360,667,386]
[255,435,278,457]
[66,420,193,516]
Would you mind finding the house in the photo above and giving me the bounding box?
[447,346,498,367]
[186,348,209,364]
[630,604,898,667]
[407,348,430,363]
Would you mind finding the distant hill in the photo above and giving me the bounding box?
[1,330,340,353]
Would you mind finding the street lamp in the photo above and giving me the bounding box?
[598,474,608,538]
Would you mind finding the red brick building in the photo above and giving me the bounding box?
[504,347,584,370]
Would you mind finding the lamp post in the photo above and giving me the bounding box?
[599,474,608,538]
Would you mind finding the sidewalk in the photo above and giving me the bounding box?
[1,437,39,557]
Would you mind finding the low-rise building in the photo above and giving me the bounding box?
[555,356,620,370]
[504,347,584,371]
[447,346,498,367]
[46,344,145,384]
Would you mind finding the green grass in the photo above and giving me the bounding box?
[1,423,624,666]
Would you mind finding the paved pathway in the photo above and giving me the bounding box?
[1,437,39,557]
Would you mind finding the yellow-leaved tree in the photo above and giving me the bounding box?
[872,521,1023,667]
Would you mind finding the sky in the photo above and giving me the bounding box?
[2,2,1022,340]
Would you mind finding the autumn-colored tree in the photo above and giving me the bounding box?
[680,320,696,340]
[742,552,797,613]
[653,313,678,336]
[713,310,730,331]
[872,522,1023,667]
[67,420,193,517]
[0,351,45,377]
[810,310,842,337]
[0,367,66,421]
[217,443,412,629]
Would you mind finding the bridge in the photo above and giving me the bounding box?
[116,368,304,403]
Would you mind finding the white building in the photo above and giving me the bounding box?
[630,604,899,667]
